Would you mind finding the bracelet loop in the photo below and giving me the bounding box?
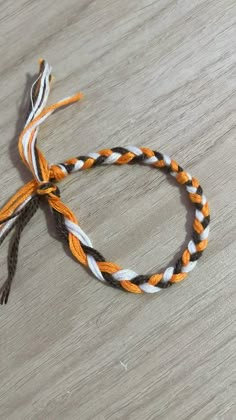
[0,60,210,304]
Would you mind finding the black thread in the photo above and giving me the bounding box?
[0,196,39,304]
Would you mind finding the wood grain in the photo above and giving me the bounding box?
[0,1,236,419]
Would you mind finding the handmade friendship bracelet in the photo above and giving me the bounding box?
[0,60,210,304]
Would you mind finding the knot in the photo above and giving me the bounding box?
[36,182,60,197]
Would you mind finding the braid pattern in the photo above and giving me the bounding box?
[0,60,210,303]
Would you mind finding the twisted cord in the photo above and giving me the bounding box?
[0,60,210,303]
[0,196,39,304]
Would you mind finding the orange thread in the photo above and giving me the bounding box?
[0,60,210,304]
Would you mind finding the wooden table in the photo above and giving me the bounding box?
[0,1,235,418]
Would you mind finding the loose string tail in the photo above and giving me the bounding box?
[0,60,210,304]
[0,59,83,303]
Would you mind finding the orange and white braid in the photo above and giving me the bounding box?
[0,60,210,304]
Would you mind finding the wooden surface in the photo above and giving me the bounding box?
[0,1,236,419]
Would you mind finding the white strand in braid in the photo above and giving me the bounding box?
[26,62,51,126]
[64,218,160,285]
[65,214,164,292]
[23,63,52,180]
[30,65,52,180]
[52,148,210,292]
[0,195,33,240]
[64,218,105,282]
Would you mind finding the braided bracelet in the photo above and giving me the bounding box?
[0,60,210,304]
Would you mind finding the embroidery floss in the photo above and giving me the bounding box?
[0,60,210,303]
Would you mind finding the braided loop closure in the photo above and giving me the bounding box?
[36,182,60,197]
[49,147,210,294]
[0,60,210,303]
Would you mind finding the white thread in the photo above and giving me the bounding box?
[87,255,105,282]
[200,225,210,241]
[195,209,204,222]
[23,65,52,179]
[201,195,207,205]
[65,218,105,281]
[188,240,197,254]
[126,146,142,155]
[88,153,100,160]
[30,72,42,112]
[65,219,93,247]
[26,63,49,125]
[30,129,41,181]
[104,153,121,164]
[163,154,171,166]
[113,269,138,281]
[139,283,162,293]
[57,164,68,175]
[163,266,174,282]
[186,186,197,194]
[73,160,84,172]
[181,261,197,273]
[144,156,158,164]
[0,195,33,239]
